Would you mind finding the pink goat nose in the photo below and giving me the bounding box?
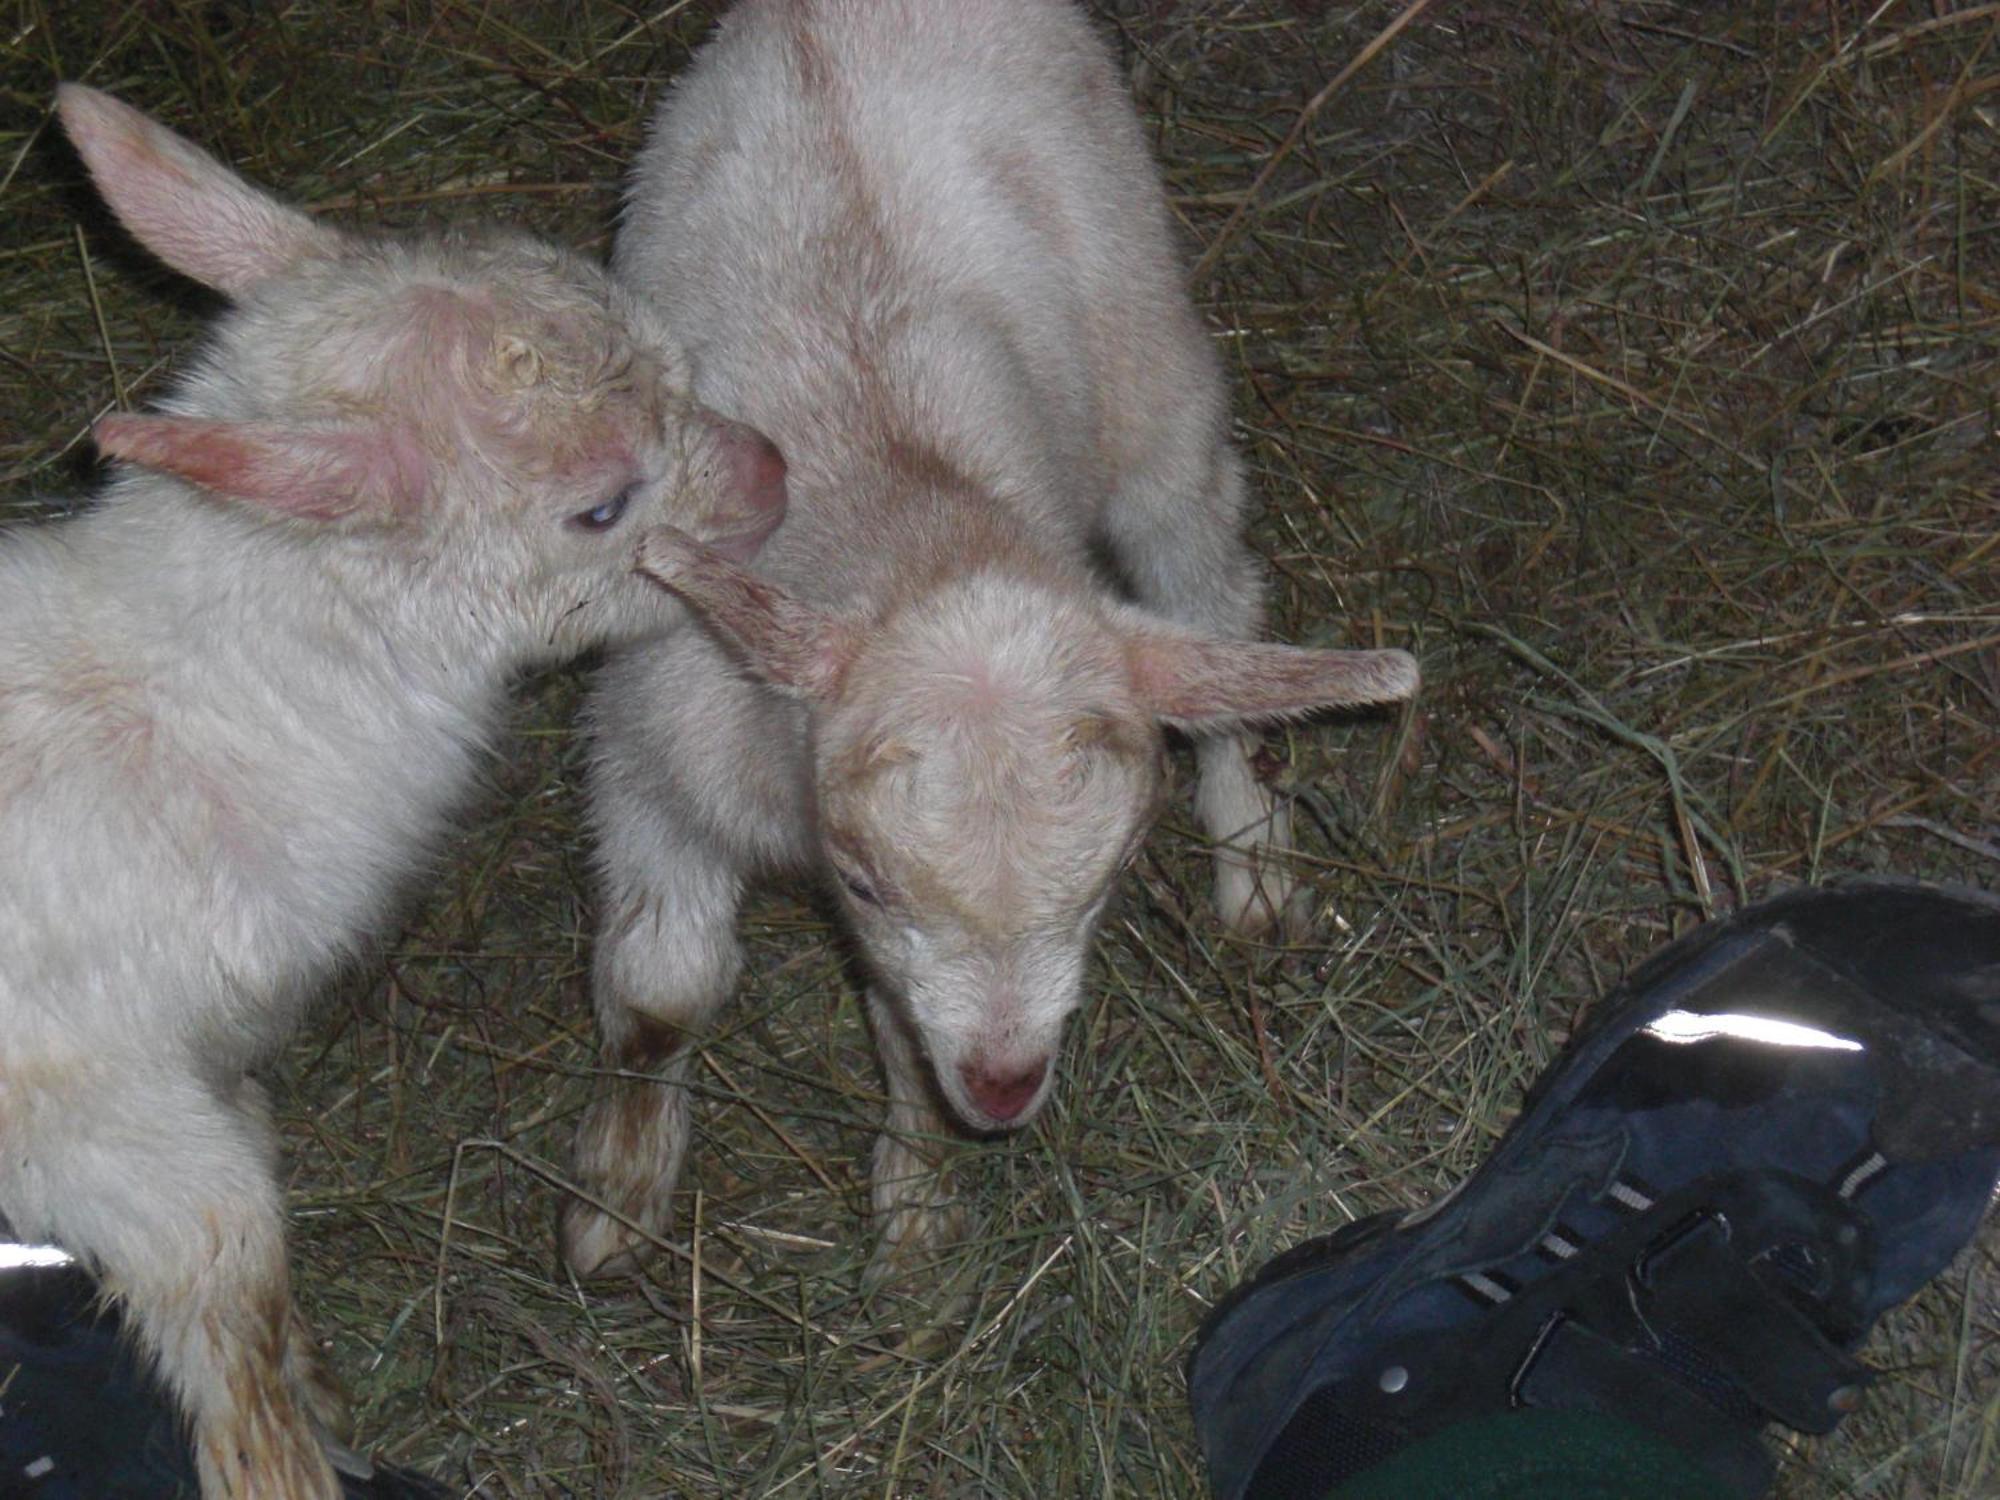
[960,1059,1049,1123]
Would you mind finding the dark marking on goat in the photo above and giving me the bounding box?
[619,1012,687,1072]
[548,596,592,647]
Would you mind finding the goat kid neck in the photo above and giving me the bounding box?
[76,474,528,720]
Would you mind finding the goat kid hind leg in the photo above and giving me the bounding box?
[1099,429,1312,939]
[1074,115,1330,940]
[13,1071,341,1500]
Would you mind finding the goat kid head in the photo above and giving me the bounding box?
[637,528,1418,1133]
[58,86,787,660]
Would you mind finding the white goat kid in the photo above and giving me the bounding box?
[0,88,785,1500]
[563,0,1419,1281]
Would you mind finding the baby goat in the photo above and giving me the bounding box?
[563,0,1419,1281]
[0,89,784,1499]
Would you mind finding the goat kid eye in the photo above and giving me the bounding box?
[568,485,636,533]
[838,869,884,908]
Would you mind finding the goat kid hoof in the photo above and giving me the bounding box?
[864,1200,967,1293]
[1213,851,1313,941]
[558,1201,667,1281]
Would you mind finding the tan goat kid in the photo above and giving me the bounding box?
[563,0,1419,1284]
[0,89,785,1500]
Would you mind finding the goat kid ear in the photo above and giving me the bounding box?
[636,526,854,699]
[1121,615,1419,730]
[57,85,346,298]
[94,415,427,523]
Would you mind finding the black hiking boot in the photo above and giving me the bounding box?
[1187,879,2000,1500]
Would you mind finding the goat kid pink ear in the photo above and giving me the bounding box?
[94,415,427,522]
[56,84,345,298]
[635,526,854,699]
[698,419,790,563]
[1123,621,1420,729]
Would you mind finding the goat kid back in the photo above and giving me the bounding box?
[0,88,786,1500]
[568,0,1418,1281]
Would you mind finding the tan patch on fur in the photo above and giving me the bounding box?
[197,1278,338,1499]
[683,131,727,195]
[980,141,1075,259]
[879,431,981,499]
[827,731,918,790]
[785,1,833,98]
[608,1082,659,1165]
[492,332,543,389]
[618,1011,687,1072]
[44,640,155,762]
[600,1013,689,1165]
[1064,710,1156,768]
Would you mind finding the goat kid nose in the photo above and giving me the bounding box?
[959,1058,1049,1123]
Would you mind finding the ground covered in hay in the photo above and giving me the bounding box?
[3,2,1995,1496]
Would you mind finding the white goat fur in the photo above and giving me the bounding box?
[565,0,1420,1280]
[0,88,785,1500]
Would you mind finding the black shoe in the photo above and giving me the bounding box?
[1186,879,2000,1500]
[0,1255,451,1499]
